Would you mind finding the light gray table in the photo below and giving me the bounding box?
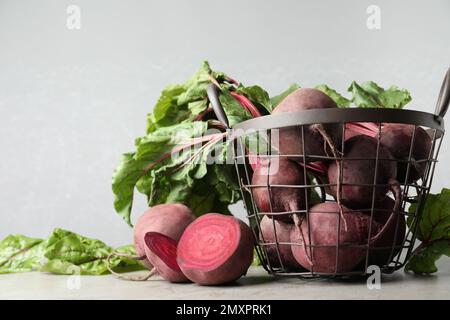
[1,261,449,300]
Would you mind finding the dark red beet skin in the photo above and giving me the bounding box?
[290,203,382,273]
[251,158,309,221]
[366,196,406,266]
[328,135,397,208]
[259,216,303,271]
[133,204,195,273]
[272,88,342,161]
[177,213,254,286]
[379,124,432,182]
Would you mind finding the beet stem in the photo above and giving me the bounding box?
[292,214,314,267]
[312,123,348,231]
[225,76,240,86]
[207,75,221,88]
[193,107,213,121]
[106,251,158,281]
[230,92,262,118]
[142,133,226,176]
[345,122,379,137]
[177,132,228,170]
[370,179,402,244]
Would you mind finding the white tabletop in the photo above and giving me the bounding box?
[1,262,449,300]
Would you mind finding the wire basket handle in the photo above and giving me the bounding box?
[207,83,230,128]
[435,67,450,118]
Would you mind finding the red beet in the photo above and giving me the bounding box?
[367,195,406,266]
[133,203,195,281]
[259,216,302,270]
[251,158,309,221]
[379,124,432,182]
[272,88,342,162]
[177,213,254,285]
[249,152,327,175]
[144,232,187,282]
[290,202,382,273]
[344,122,379,141]
[327,135,397,208]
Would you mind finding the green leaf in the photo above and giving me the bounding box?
[208,164,240,205]
[114,61,254,224]
[348,81,411,108]
[187,100,208,116]
[348,81,380,108]
[44,228,111,264]
[146,140,239,217]
[177,62,218,106]
[315,84,351,107]
[0,230,145,275]
[115,117,241,220]
[252,248,262,266]
[0,235,46,274]
[405,240,450,274]
[270,84,300,108]
[407,188,450,243]
[112,122,208,226]
[41,228,144,275]
[146,61,221,133]
[236,85,272,113]
[406,188,450,274]
[112,153,154,226]
[219,89,252,127]
[379,85,412,108]
[146,85,187,133]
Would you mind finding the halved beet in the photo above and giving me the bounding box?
[144,232,188,283]
[133,204,195,271]
[177,213,254,285]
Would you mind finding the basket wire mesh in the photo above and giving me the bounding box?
[207,68,449,278]
[232,120,442,277]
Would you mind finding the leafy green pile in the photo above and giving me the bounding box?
[0,229,144,275]
[317,81,412,108]
[406,188,450,274]
[112,61,273,226]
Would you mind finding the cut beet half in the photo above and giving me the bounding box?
[177,213,254,286]
[144,232,181,272]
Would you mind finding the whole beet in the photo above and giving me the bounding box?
[328,135,397,208]
[251,158,309,221]
[133,203,195,281]
[272,88,342,162]
[290,202,381,273]
[259,216,302,271]
[379,124,432,182]
[367,196,406,266]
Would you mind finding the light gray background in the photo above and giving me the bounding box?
[0,0,449,246]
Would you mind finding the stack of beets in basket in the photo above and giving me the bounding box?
[254,88,432,274]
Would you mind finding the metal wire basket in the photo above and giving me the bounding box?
[207,69,450,278]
